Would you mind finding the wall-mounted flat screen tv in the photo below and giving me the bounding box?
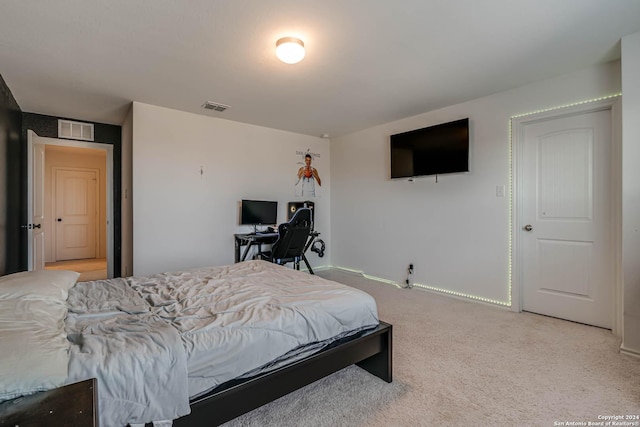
[390,118,469,179]
[240,200,278,225]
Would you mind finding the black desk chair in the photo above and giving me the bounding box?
[260,208,312,272]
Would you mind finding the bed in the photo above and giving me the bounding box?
[0,260,392,426]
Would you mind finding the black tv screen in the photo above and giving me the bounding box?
[241,200,278,225]
[390,118,469,179]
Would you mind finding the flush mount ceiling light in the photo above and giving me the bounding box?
[276,37,305,64]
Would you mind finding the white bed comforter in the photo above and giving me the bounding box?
[65,278,190,426]
[65,260,379,426]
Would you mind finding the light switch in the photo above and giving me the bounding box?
[496,185,505,197]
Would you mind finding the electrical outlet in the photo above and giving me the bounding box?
[406,263,414,289]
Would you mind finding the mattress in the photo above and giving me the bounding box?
[65,260,379,426]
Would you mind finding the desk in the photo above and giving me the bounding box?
[234,232,279,263]
[234,231,320,274]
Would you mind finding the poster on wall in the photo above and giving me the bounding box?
[294,149,322,198]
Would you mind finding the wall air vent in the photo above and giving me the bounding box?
[58,119,94,141]
[201,101,230,112]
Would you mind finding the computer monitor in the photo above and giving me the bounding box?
[240,200,278,226]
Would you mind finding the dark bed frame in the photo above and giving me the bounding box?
[0,324,391,427]
[173,321,392,426]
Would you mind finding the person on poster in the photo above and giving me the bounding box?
[296,154,321,197]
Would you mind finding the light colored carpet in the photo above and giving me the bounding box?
[221,268,640,427]
[45,258,107,281]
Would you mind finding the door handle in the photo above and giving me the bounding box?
[523,224,533,232]
[57,218,62,222]
[33,223,41,229]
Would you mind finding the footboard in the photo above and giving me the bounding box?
[175,321,392,426]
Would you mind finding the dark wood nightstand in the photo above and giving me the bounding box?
[0,378,98,427]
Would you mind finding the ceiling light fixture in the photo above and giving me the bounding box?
[276,37,305,64]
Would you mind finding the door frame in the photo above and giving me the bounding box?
[52,166,101,262]
[26,131,45,271]
[510,96,622,335]
[28,133,114,278]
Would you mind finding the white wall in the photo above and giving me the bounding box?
[330,61,621,305]
[132,102,330,276]
[128,57,638,351]
[621,31,640,356]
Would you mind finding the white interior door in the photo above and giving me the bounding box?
[30,137,114,278]
[520,108,613,328]
[54,168,98,261]
[27,130,45,271]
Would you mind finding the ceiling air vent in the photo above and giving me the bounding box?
[58,119,94,141]
[201,101,230,112]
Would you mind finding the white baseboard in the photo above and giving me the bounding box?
[331,265,401,287]
[620,344,640,359]
[302,264,331,273]
[331,265,511,307]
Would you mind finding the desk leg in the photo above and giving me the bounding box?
[302,235,316,274]
[303,236,315,254]
[241,242,253,262]
[302,255,314,275]
[235,238,241,263]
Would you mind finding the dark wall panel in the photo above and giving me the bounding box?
[0,74,23,275]
[22,113,122,277]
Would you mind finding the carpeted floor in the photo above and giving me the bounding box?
[221,268,640,427]
[45,258,107,281]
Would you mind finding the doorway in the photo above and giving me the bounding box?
[511,97,621,331]
[28,131,114,279]
[52,166,100,261]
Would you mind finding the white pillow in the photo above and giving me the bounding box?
[0,270,80,302]
[0,298,70,401]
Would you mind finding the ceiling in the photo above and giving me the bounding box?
[1,0,640,138]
